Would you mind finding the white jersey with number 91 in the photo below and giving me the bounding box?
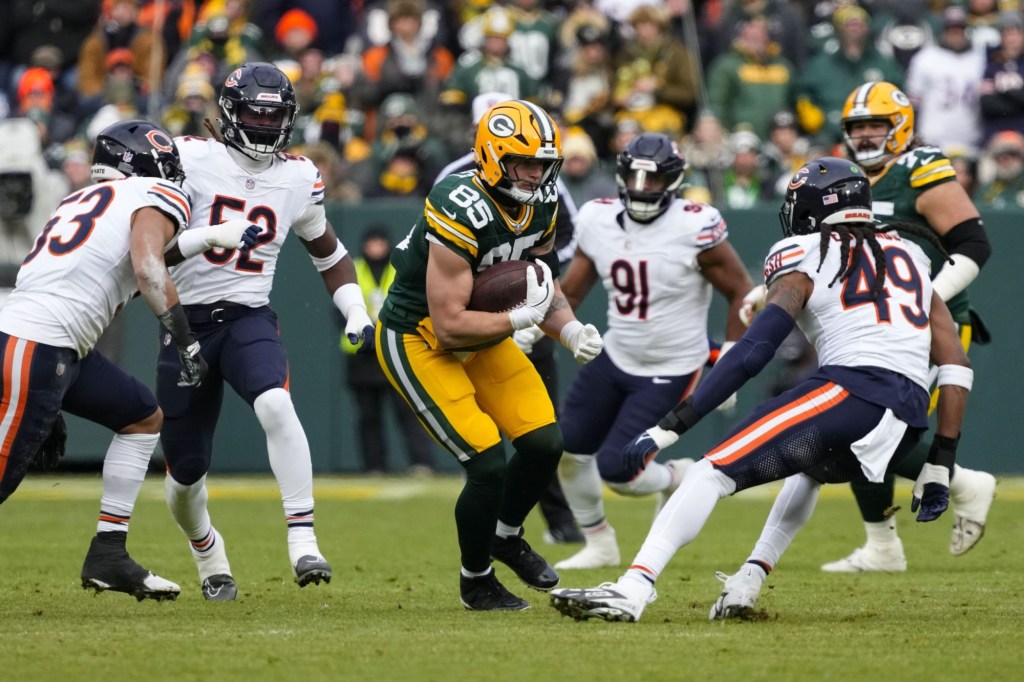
[574,196,729,377]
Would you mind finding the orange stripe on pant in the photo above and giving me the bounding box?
[706,382,849,466]
[0,337,37,480]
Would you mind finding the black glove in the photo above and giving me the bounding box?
[30,413,67,470]
[354,324,377,355]
[912,435,957,522]
[177,341,208,387]
[239,224,262,251]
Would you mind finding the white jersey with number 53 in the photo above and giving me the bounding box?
[575,196,729,377]
[0,177,190,357]
[764,230,933,391]
[170,136,327,306]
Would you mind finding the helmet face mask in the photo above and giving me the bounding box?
[219,62,298,160]
[473,100,563,205]
[841,82,914,169]
[616,133,685,222]
[90,119,185,186]
[779,157,874,237]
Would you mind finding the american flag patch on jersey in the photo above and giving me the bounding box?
[763,243,806,283]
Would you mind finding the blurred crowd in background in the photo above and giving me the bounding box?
[4,0,1024,253]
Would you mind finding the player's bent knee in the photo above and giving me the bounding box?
[463,445,507,491]
[120,407,163,435]
[253,388,297,431]
[558,452,594,480]
[511,423,563,465]
[596,448,633,484]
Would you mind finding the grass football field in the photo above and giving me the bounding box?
[2,473,1022,681]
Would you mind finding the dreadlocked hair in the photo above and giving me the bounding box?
[815,220,950,300]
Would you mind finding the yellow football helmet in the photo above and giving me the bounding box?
[840,81,915,169]
[473,100,563,205]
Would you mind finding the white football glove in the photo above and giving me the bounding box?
[508,260,554,331]
[739,284,767,327]
[560,321,604,364]
[176,219,261,258]
[512,325,545,354]
[344,304,374,345]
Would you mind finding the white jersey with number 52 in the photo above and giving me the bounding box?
[171,136,327,306]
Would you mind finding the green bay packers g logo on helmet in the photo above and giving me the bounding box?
[473,100,563,205]
[487,113,516,138]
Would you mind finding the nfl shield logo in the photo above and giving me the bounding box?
[246,178,256,190]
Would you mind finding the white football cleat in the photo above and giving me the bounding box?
[550,578,656,622]
[554,525,620,570]
[709,563,766,621]
[949,469,997,556]
[820,539,907,573]
[654,457,695,518]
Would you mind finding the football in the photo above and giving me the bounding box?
[467,260,543,313]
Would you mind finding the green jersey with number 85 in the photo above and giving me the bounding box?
[381,171,557,335]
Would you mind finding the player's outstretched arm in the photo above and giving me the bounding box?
[164,219,261,266]
[698,240,754,343]
[913,292,974,522]
[621,272,809,472]
[130,207,207,387]
[300,225,376,353]
[916,181,990,301]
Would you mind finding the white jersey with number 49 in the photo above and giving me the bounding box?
[0,177,191,357]
[575,196,729,377]
[170,136,328,306]
[764,230,933,391]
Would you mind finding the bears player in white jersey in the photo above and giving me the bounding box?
[156,62,374,601]
[0,119,258,601]
[552,132,752,570]
[548,157,974,623]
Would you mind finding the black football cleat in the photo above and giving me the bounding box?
[460,572,530,611]
[81,532,180,602]
[201,574,238,601]
[293,555,332,587]
[490,529,560,591]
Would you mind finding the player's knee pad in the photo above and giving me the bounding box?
[557,452,594,481]
[253,388,298,432]
[166,453,209,487]
[463,445,507,494]
[595,446,633,484]
[511,423,563,467]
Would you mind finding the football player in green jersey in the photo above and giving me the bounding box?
[376,100,604,610]
[820,81,996,572]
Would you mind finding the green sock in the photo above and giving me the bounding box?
[456,445,506,573]
[499,424,563,528]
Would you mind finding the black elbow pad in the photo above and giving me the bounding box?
[941,218,991,267]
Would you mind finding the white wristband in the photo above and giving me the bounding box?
[333,283,366,319]
[936,364,974,391]
[175,229,209,259]
[647,425,680,450]
[931,253,980,302]
[310,238,348,272]
[559,320,583,347]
